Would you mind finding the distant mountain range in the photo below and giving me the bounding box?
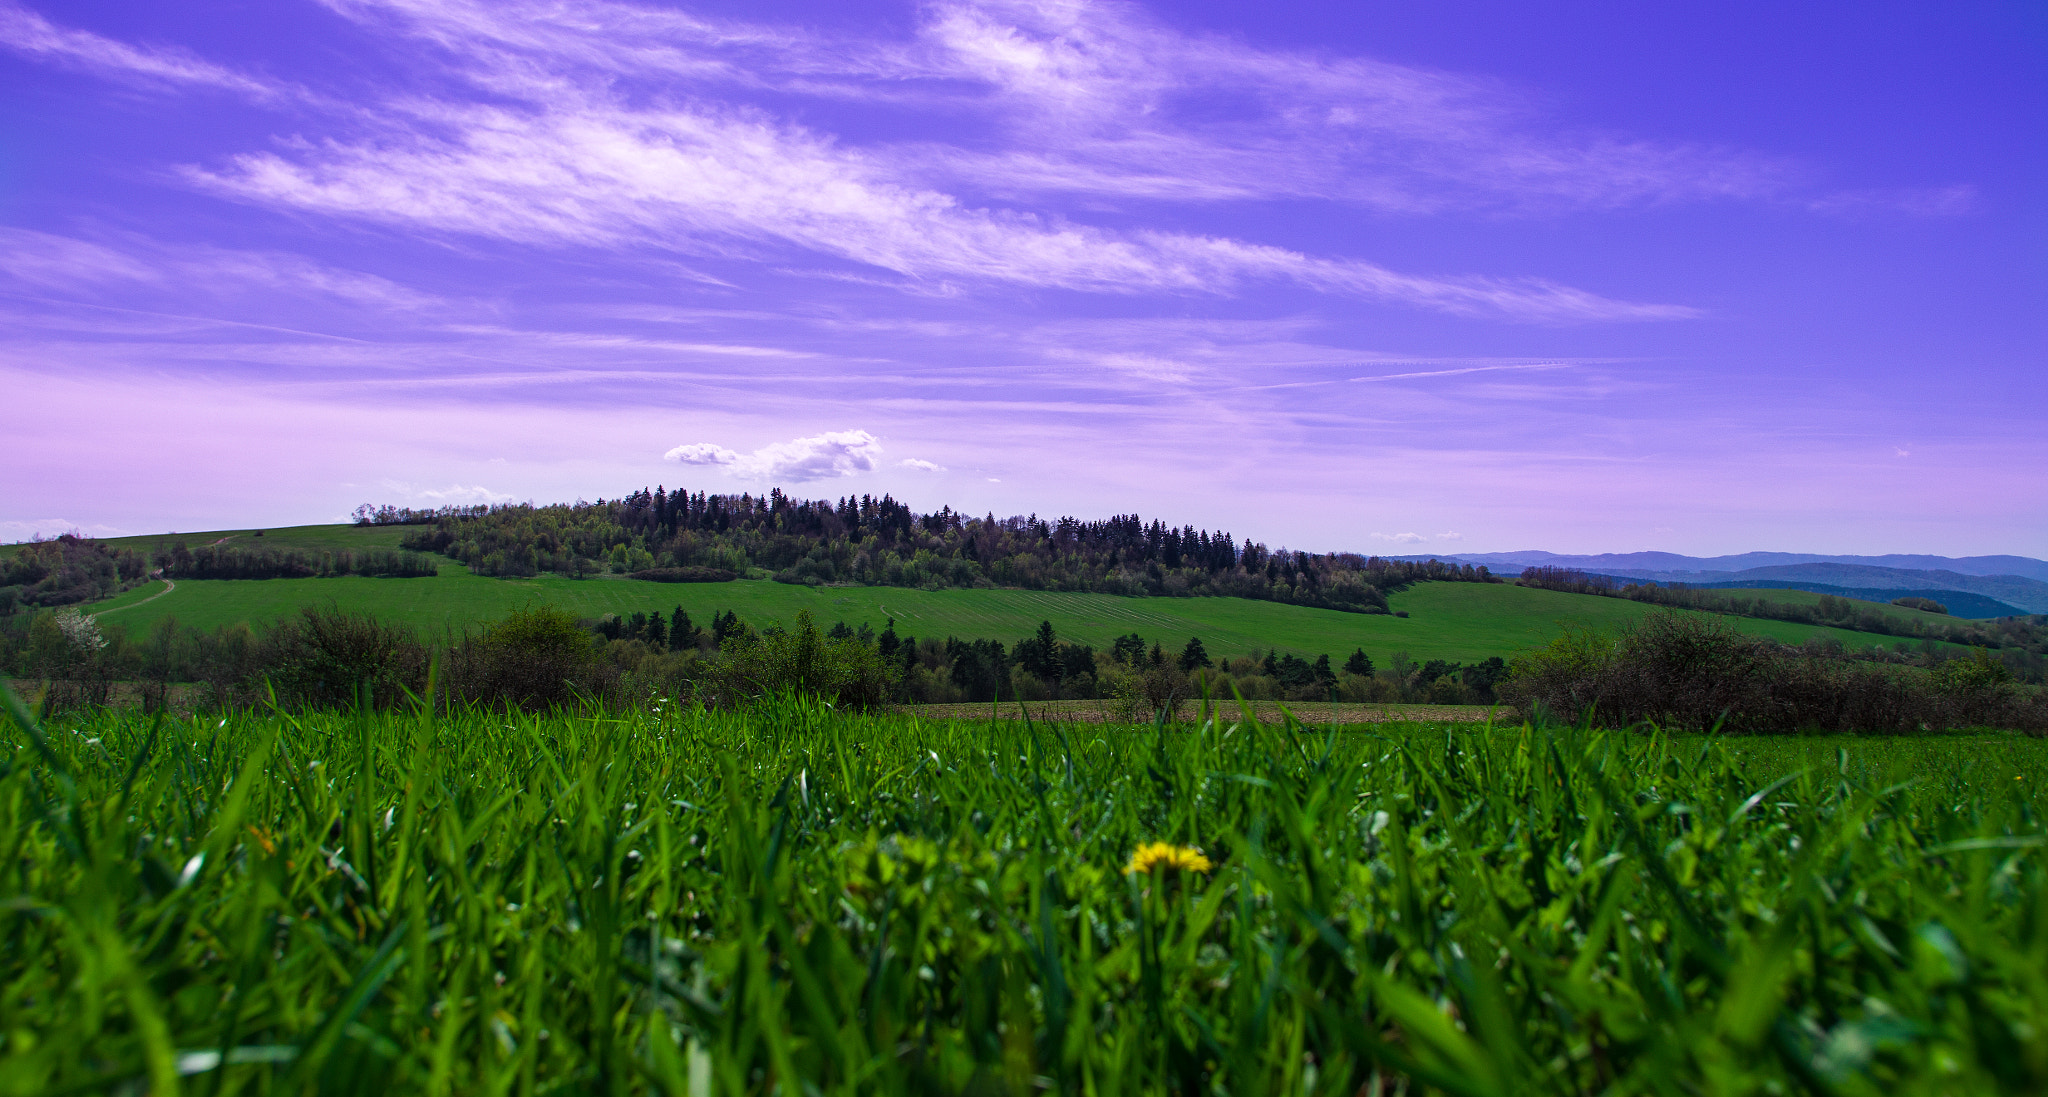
[1393,550,2048,616]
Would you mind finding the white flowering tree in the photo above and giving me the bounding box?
[54,610,106,655]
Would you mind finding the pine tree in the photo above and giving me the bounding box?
[1178,636,1211,671]
[1344,648,1373,676]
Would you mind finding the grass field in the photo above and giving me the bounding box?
[5,688,2043,1094]
[911,699,1509,724]
[1713,585,1963,625]
[18,523,1990,664]
[79,559,1940,664]
[1,523,413,558]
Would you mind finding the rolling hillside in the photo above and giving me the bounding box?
[1431,549,2048,613]
[74,524,1955,663]
[1696,584,2028,620]
[1440,549,2048,582]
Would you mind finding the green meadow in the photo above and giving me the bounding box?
[0,523,413,558]
[1713,585,1963,625]
[83,552,1935,665]
[5,690,2043,1094]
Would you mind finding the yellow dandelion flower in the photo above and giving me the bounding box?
[1124,842,1213,875]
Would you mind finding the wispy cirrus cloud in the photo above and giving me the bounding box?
[0,227,438,312]
[130,0,1698,322]
[3,0,1966,334]
[191,97,1687,321]
[0,1,295,99]
[906,0,1794,214]
[308,0,1801,214]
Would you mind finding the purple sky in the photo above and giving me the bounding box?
[2,0,2043,556]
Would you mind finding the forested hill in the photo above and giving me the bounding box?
[372,487,1497,613]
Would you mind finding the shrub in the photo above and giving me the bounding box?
[1893,595,1948,614]
[260,605,427,710]
[445,606,616,711]
[627,566,737,583]
[1503,610,2047,734]
[694,610,898,710]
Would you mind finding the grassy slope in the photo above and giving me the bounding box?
[1,523,411,558]
[75,522,1940,661]
[1712,585,1968,627]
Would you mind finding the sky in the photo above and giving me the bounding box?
[1,0,2043,557]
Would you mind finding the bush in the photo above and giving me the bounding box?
[261,605,427,710]
[445,606,616,711]
[191,622,264,710]
[1893,595,1948,614]
[1502,610,2048,734]
[694,610,898,710]
[627,566,737,583]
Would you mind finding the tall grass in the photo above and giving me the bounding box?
[3,688,2045,1094]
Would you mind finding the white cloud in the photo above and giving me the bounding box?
[898,458,946,472]
[0,517,129,541]
[664,429,883,482]
[1370,531,1428,544]
[1436,531,1464,541]
[909,0,1794,214]
[155,0,1692,322]
[0,227,438,312]
[4,0,1943,328]
[378,480,516,504]
[195,102,1681,320]
[1809,185,1976,218]
[1351,362,1575,383]
[312,0,1794,215]
[0,2,292,100]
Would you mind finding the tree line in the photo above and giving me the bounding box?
[156,543,440,580]
[0,535,150,613]
[2,597,1519,718]
[17,592,2038,735]
[0,534,443,615]
[384,486,1499,612]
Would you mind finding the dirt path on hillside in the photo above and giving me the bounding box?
[92,578,175,618]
